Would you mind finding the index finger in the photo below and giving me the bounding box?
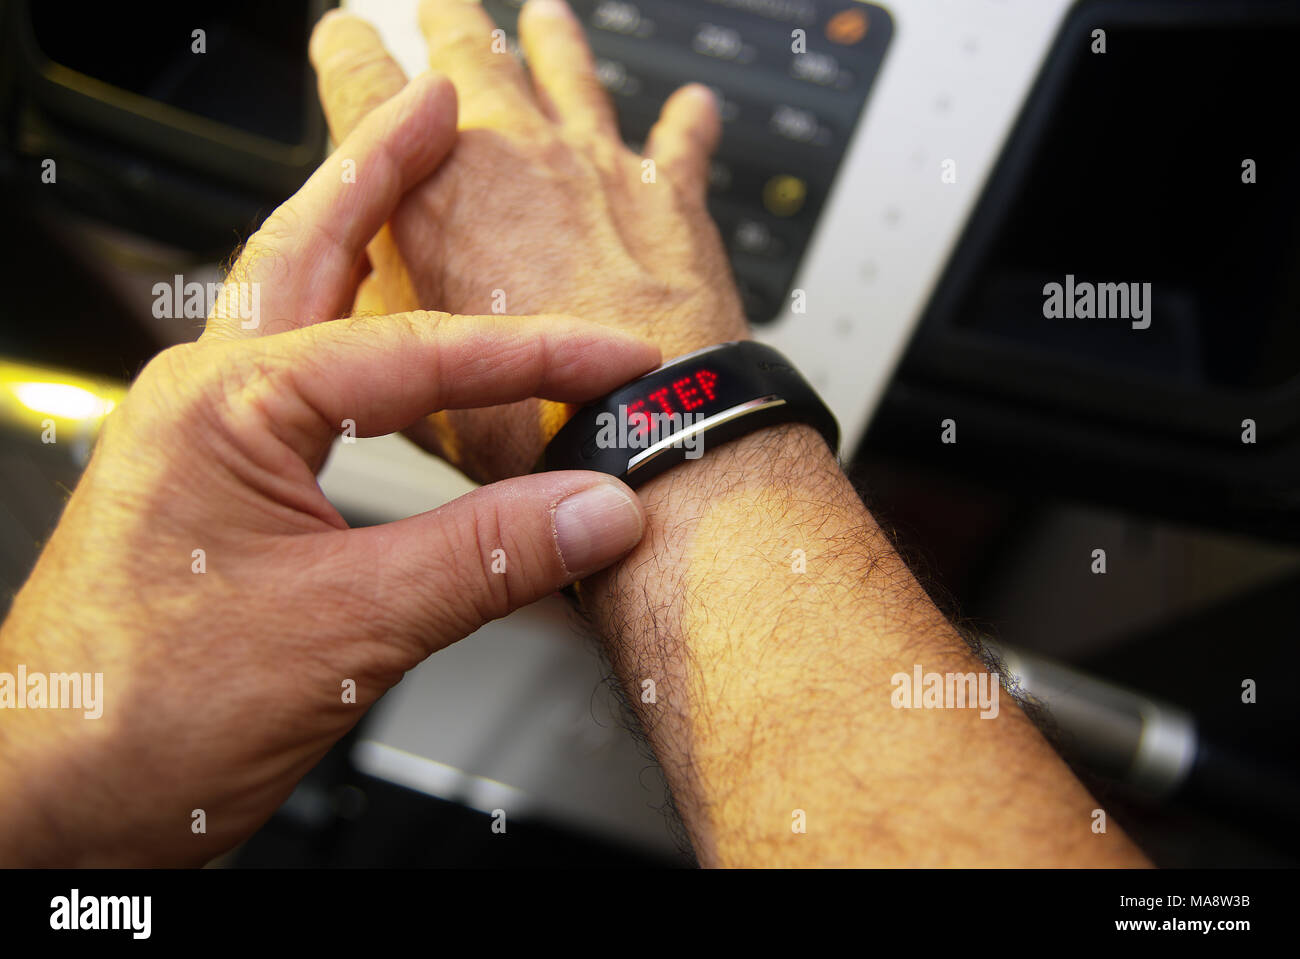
[204,73,458,339]
[253,311,663,463]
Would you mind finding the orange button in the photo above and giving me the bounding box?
[826,8,869,46]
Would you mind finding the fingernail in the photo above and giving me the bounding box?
[686,83,717,107]
[553,482,644,575]
[528,0,575,19]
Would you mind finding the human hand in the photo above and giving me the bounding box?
[0,74,659,866]
[308,0,749,482]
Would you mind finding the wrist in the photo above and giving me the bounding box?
[0,582,141,866]
[641,420,839,506]
[582,419,860,641]
[578,421,865,863]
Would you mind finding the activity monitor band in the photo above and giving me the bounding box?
[537,341,839,488]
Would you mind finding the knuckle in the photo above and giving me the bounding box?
[212,348,288,412]
[181,344,292,448]
[109,341,286,458]
[467,499,516,621]
[439,25,494,60]
[232,207,298,286]
[140,340,202,386]
[327,47,392,89]
[576,129,624,176]
[572,72,612,112]
[380,310,427,344]
[254,204,300,249]
[436,28,524,94]
[340,309,442,348]
[324,51,397,125]
[115,343,204,431]
[393,501,521,639]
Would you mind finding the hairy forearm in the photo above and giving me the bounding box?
[583,423,1150,866]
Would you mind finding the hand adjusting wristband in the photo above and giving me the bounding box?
[536,341,839,487]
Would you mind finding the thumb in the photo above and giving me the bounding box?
[335,471,644,645]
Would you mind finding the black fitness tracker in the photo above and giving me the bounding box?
[537,341,839,487]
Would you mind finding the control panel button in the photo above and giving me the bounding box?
[762,175,808,217]
[482,1,894,324]
[825,7,870,46]
[591,0,656,39]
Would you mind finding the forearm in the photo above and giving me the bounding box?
[583,423,1150,866]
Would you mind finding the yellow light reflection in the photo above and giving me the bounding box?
[0,360,127,433]
[13,382,115,420]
